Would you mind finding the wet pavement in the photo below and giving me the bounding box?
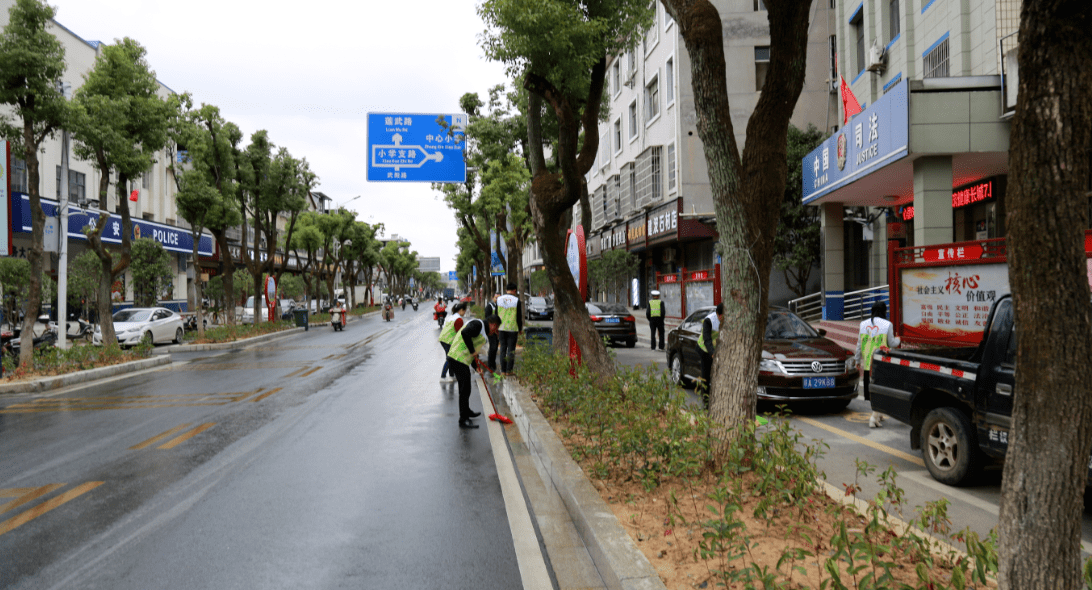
[0,310,524,589]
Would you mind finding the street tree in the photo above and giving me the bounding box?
[479,0,654,377]
[589,249,638,304]
[774,124,825,298]
[996,0,1092,587]
[286,212,324,310]
[130,238,172,307]
[0,257,31,330]
[314,208,354,305]
[340,221,380,308]
[67,250,103,324]
[0,0,68,366]
[657,0,814,440]
[236,131,310,324]
[68,37,173,347]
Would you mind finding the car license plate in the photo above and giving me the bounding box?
[803,377,835,389]
[605,318,620,324]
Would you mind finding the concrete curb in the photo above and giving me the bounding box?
[157,326,306,353]
[0,355,172,394]
[500,378,666,590]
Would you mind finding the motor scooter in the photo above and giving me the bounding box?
[383,304,394,322]
[331,307,345,331]
[62,315,93,341]
[434,308,447,328]
[8,315,58,364]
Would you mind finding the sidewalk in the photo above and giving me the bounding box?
[631,310,680,349]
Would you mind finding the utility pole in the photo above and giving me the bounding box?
[56,81,71,349]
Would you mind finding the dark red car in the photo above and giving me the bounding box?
[665,307,859,411]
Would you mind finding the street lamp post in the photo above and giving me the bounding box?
[57,81,72,349]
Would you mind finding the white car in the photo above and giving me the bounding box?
[93,307,185,346]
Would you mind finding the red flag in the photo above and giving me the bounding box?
[129,189,139,202]
[840,75,863,125]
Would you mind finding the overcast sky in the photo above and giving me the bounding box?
[52,0,510,275]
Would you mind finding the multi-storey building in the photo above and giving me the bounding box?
[802,0,1045,320]
[539,0,838,318]
[1,1,326,315]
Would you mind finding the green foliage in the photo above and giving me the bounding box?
[588,249,638,303]
[0,0,68,153]
[0,257,31,326]
[130,239,173,307]
[774,124,826,297]
[529,268,551,296]
[1,341,151,381]
[278,274,305,301]
[68,251,104,318]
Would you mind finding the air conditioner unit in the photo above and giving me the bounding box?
[662,247,676,264]
[867,40,887,73]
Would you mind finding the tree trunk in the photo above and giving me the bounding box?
[213,232,236,324]
[997,1,1092,588]
[666,0,811,447]
[20,131,45,367]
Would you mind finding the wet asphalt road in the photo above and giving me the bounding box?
[0,310,522,589]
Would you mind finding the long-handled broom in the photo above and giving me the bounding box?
[475,363,513,425]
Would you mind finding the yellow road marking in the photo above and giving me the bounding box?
[795,416,926,467]
[250,387,283,402]
[129,424,193,450]
[158,423,216,449]
[0,389,265,414]
[0,484,65,515]
[282,367,308,378]
[299,366,322,378]
[0,482,104,536]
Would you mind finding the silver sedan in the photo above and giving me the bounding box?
[93,307,185,346]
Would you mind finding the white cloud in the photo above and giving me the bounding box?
[52,0,509,274]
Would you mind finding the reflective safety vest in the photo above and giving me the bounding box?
[448,319,487,366]
[649,299,664,318]
[857,316,897,371]
[698,311,721,354]
[497,293,520,332]
[438,313,462,345]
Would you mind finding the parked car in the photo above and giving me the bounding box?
[665,307,858,411]
[240,296,291,324]
[586,301,637,347]
[525,296,554,321]
[93,307,185,347]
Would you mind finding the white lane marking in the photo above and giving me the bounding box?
[475,373,552,590]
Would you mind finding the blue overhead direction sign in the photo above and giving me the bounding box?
[367,113,467,183]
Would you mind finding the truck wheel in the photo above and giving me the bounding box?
[921,407,981,486]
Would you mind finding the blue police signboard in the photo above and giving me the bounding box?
[367,113,467,183]
[802,80,909,205]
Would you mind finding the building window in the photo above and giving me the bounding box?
[924,35,950,78]
[889,0,900,42]
[614,175,623,215]
[755,46,771,91]
[666,58,674,104]
[667,143,676,190]
[11,157,28,193]
[651,146,663,202]
[851,8,865,75]
[829,35,838,91]
[644,76,660,123]
[55,166,86,202]
[664,6,673,28]
[613,119,622,153]
[629,101,639,138]
[645,10,658,54]
[754,0,766,9]
[629,166,637,209]
[612,61,621,95]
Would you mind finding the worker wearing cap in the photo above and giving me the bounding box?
[646,290,666,350]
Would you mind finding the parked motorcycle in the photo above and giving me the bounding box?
[184,315,208,332]
[411,300,418,311]
[63,316,93,341]
[7,315,58,364]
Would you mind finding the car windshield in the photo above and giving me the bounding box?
[529,297,548,306]
[113,309,151,322]
[588,302,628,315]
[764,311,818,339]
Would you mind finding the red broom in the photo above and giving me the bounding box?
[475,363,514,425]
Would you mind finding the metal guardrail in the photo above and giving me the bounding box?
[843,285,890,320]
[788,292,823,322]
[788,285,890,322]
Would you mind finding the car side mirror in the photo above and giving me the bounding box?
[818,329,827,336]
